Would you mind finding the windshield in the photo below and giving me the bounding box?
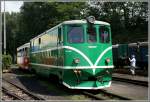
[87,25,97,43]
[99,26,110,43]
[67,25,84,43]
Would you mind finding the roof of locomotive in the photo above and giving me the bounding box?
[17,42,30,51]
[62,20,110,25]
[30,20,110,41]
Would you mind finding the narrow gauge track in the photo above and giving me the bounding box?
[2,87,24,100]
[112,77,148,87]
[2,78,45,100]
[82,89,131,100]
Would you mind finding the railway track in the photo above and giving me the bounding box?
[3,68,146,100]
[2,87,24,100]
[2,78,45,100]
[112,77,148,87]
[82,89,131,100]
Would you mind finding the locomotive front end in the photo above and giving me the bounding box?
[62,17,114,89]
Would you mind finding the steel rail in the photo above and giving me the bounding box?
[2,87,24,100]
[82,91,104,100]
[112,77,148,87]
[2,78,45,100]
[82,90,131,100]
[99,89,132,100]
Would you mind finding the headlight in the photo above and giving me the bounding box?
[74,58,80,64]
[105,58,110,64]
[87,16,95,23]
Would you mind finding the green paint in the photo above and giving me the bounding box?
[29,21,113,89]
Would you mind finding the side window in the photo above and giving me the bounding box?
[17,50,21,57]
[34,39,39,51]
[39,38,41,49]
[32,41,34,51]
[58,27,63,44]
[25,47,29,57]
[25,48,27,56]
[58,27,61,41]
[87,25,97,43]
[99,26,110,43]
[68,25,84,43]
[39,38,41,44]
[21,49,24,56]
[23,48,25,56]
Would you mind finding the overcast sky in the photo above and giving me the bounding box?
[1,1,23,13]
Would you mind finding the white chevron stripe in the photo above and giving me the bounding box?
[62,46,93,66]
[30,63,114,69]
[31,46,113,75]
[32,46,93,66]
[94,46,112,66]
[92,46,112,74]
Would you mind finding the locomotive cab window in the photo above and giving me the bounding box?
[58,27,63,44]
[67,25,84,43]
[99,26,110,43]
[87,25,97,43]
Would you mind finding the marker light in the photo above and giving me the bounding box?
[106,70,110,74]
[73,69,81,74]
[87,16,95,24]
[74,58,80,64]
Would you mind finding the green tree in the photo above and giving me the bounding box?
[83,2,148,43]
[17,2,86,47]
[2,12,20,63]
[4,2,148,61]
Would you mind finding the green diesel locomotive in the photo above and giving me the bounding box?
[19,16,114,89]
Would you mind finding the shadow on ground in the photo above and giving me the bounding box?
[8,68,90,98]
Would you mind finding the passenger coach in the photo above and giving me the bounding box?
[17,43,30,69]
[29,16,114,89]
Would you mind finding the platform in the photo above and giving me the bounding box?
[112,73,148,82]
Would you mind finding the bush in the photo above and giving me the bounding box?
[2,54,12,70]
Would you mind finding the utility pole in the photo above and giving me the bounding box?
[0,1,2,54]
[4,0,6,55]
[0,0,2,100]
